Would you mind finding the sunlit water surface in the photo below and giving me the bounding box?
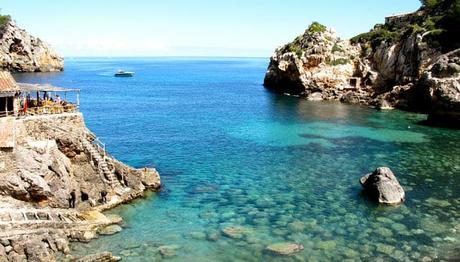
[14,58,460,261]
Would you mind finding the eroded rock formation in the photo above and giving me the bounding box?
[264,8,460,127]
[264,24,361,101]
[0,19,63,72]
[0,113,161,261]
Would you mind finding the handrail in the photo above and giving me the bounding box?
[40,124,114,188]
[93,137,106,158]
[21,104,79,116]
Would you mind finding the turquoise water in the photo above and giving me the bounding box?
[14,58,460,261]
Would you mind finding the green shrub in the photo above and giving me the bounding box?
[283,43,303,58]
[436,0,460,50]
[308,22,327,34]
[331,43,344,53]
[0,14,11,30]
[326,57,350,66]
[420,0,442,9]
[351,28,401,49]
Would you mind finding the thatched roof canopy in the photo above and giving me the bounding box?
[18,83,80,93]
[0,71,19,94]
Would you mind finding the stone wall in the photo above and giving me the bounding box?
[16,113,86,141]
[384,11,425,29]
[0,117,15,149]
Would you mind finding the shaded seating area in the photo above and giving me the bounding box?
[0,71,80,118]
[17,83,80,116]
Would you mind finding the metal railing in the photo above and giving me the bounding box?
[0,104,79,118]
[92,137,106,158]
[0,110,15,117]
[21,104,79,116]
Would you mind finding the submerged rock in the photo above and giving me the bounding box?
[98,225,122,236]
[265,242,304,256]
[360,167,405,204]
[158,245,180,258]
[76,252,121,262]
[221,226,250,239]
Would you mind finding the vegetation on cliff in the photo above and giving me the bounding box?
[307,21,327,34]
[421,0,460,51]
[281,22,329,58]
[351,0,459,52]
[264,1,460,127]
[0,14,11,31]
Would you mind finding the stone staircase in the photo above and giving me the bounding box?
[0,207,115,240]
[81,137,120,189]
[45,125,121,189]
[0,208,86,227]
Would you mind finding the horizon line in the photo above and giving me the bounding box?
[64,55,270,59]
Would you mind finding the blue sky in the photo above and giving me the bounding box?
[2,0,421,57]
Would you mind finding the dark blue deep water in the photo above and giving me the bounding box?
[14,58,460,261]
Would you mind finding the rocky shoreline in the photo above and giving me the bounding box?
[0,113,161,261]
[264,5,460,128]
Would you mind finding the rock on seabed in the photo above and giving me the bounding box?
[265,242,304,256]
[98,225,122,236]
[360,167,405,204]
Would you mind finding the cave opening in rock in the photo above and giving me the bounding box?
[80,191,89,201]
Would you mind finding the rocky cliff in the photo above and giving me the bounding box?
[264,2,460,127]
[0,17,64,72]
[0,113,161,261]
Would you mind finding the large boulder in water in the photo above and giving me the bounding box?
[360,167,405,204]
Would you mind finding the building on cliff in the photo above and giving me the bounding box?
[0,70,80,151]
[0,72,160,261]
[0,71,80,119]
[0,71,19,117]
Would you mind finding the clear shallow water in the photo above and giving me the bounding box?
[14,58,460,261]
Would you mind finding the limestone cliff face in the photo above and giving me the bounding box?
[264,26,360,101]
[0,113,160,261]
[423,49,460,125]
[0,113,160,209]
[264,10,460,127]
[0,20,64,72]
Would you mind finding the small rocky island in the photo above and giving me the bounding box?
[264,1,459,127]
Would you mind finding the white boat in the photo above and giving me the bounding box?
[114,70,135,77]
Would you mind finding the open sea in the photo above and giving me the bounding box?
[14,58,460,261]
